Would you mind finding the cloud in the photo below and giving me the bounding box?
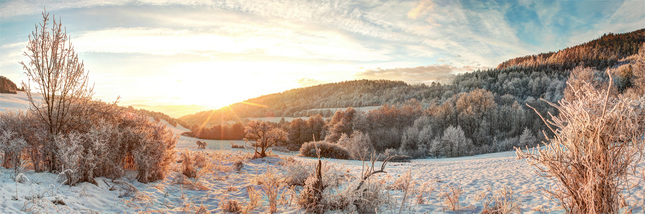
[408,0,434,19]
[297,78,325,87]
[0,0,128,18]
[72,26,391,61]
[355,64,459,84]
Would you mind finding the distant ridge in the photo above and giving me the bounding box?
[498,29,645,70]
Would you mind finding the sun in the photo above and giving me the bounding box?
[163,61,301,109]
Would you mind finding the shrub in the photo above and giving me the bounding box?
[127,117,178,183]
[517,69,645,213]
[337,131,374,160]
[220,199,241,213]
[299,141,350,159]
[0,113,29,173]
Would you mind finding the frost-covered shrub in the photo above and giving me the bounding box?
[0,112,35,173]
[0,129,26,172]
[122,115,177,183]
[54,132,83,185]
[337,131,374,160]
[0,97,176,184]
[518,69,645,213]
[299,141,350,159]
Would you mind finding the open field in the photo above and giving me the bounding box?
[1,92,644,213]
[1,126,643,213]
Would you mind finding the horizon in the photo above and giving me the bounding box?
[1,0,644,112]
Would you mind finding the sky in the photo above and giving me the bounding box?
[0,0,643,110]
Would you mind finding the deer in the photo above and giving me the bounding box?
[196,140,206,149]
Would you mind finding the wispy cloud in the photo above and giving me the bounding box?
[355,65,470,84]
[73,26,391,61]
[297,78,325,87]
[1,0,642,107]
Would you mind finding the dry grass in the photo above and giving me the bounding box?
[220,199,241,213]
[441,184,463,211]
[243,186,262,214]
[259,170,283,213]
[180,151,197,178]
[481,185,521,214]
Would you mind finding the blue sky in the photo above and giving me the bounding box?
[0,0,643,109]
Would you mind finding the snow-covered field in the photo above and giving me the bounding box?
[0,91,40,113]
[1,93,644,213]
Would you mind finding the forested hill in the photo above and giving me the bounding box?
[180,28,645,128]
[498,29,645,70]
[179,79,423,125]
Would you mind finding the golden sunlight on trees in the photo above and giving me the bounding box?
[244,121,287,158]
[20,10,93,136]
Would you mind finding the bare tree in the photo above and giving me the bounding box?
[244,121,287,158]
[517,68,645,213]
[20,10,93,136]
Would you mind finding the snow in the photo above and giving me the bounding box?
[1,93,644,213]
[0,91,41,113]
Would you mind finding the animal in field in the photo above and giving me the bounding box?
[196,140,206,149]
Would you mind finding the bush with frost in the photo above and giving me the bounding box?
[517,68,645,213]
[299,141,350,159]
[337,131,374,160]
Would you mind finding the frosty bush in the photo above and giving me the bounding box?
[0,112,43,172]
[0,99,178,185]
[299,141,350,159]
[337,131,374,160]
[517,69,645,213]
[124,115,177,183]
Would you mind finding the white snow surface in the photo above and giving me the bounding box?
[1,93,644,213]
[0,91,41,113]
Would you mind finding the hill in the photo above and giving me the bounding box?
[0,76,18,94]
[497,29,645,70]
[179,79,424,126]
[180,28,645,129]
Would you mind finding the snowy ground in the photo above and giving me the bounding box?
[1,131,643,213]
[0,91,41,113]
[1,93,644,213]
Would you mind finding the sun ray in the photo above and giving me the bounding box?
[240,101,269,108]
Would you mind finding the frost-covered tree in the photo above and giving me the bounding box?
[518,127,537,148]
[325,107,356,143]
[20,10,93,136]
[440,125,474,157]
[399,116,434,157]
[245,121,287,158]
[20,11,93,172]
